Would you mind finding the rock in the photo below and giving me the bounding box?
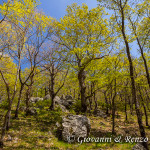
[132,143,147,150]
[93,109,107,118]
[61,114,91,142]
[43,94,50,100]
[65,95,73,100]
[58,104,69,113]
[27,108,37,115]
[63,100,74,109]
[62,95,74,109]
[54,96,62,105]
[61,94,66,100]
[30,97,43,103]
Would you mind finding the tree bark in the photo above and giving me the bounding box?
[104,91,109,115]
[78,69,87,113]
[49,65,55,110]
[138,86,149,127]
[15,84,24,119]
[112,79,116,135]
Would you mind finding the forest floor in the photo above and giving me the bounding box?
[0,108,150,150]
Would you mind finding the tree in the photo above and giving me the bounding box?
[40,43,68,110]
[14,11,51,118]
[127,0,150,88]
[97,0,149,149]
[0,0,41,147]
[51,3,113,113]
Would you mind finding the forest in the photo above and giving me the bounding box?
[0,0,150,150]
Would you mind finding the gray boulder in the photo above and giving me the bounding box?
[62,95,74,109]
[54,96,63,105]
[30,97,43,103]
[56,104,69,113]
[61,115,91,142]
[43,94,50,100]
[93,109,107,118]
[27,108,37,115]
[65,95,73,100]
[61,94,66,100]
[59,105,69,113]
[132,143,147,150]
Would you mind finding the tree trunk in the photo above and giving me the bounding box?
[15,84,24,119]
[138,39,150,88]
[120,93,128,121]
[104,92,109,115]
[144,87,150,112]
[78,69,87,113]
[25,87,30,116]
[49,65,55,110]
[124,94,128,121]
[0,99,13,148]
[120,7,148,149]
[74,89,76,99]
[112,79,116,135]
[138,86,149,127]
[88,84,92,114]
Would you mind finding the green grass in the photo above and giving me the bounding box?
[0,107,150,150]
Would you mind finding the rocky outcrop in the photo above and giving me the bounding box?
[53,95,74,112]
[43,94,50,100]
[61,115,91,142]
[63,95,74,109]
[56,104,69,113]
[27,108,37,115]
[132,143,147,150]
[54,96,63,105]
[30,97,43,103]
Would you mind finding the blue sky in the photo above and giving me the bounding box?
[39,0,98,20]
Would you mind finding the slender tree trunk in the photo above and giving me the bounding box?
[138,86,149,127]
[120,93,128,121]
[129,18,150,88]
[120,7,148,149]
[144,87,150,112]
[137,38,150,89]
[143,102,149,127]
[124,94,128,121]
[49,65,55,110]
[112,79,116,135]
[45,87,48,96]
[25,87,30,115]
[0,98,13,147]
[15,84,24,119]
[104,92,109,115]
[74,89,76,99]
[6,111,11,131]
[88,84,92,114]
